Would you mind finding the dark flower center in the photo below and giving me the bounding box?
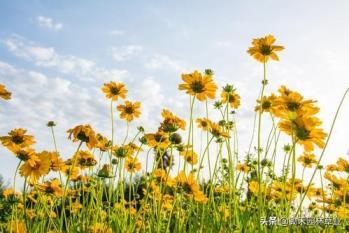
[228,94,235,103]
[110,87,120,95]
[17,151,30,161]
[154,134,166,143]
[287,102,300,111]
[262,101,272,109]
[12,135,24,144]
[304,157,313,165]
[296,127,310,140]
[260,45,272,55]
[77,132,89,142]
[190,81,204,93]
[124,106,135,114]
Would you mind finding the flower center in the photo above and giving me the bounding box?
[110,87,120,95]
[287,102,300,111]
[260,45,272,55]
[12,135,24,144]
[296,127,310,140]
[190,81,204,93]
[125,106,135,114]
[77,132,89,142]
[262,101,271,109]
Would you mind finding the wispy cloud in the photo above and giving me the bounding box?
[112,45,143,61]
[3,36,128,79]
[145,54,187,72]
[36,16,63,30]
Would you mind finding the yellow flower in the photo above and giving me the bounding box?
[144,131,170,149]
[62,164,80,181]
[255,94,277,113]
[279,117,327,152]
[176,171,208,203]
[337,205,349,219]
[178,70,217,101]
[0,83,11,100]
[180,149,198,165]
[117,101,141,122]
[336,157,349,173]
[112,144,134,158]
[9,220,27,233]
[248,180,266,196]
[101,81,127,101]
[273,88,319,118]
[247,34,284,63]
[221,85,240,109]
[97,164,113,178]
[95,133,111,152]
[218,205,230,221]
[19,151,51,182]
[324,172,347,189]
[210,122,229,138]
[38,179,63,197]
[3,188,19,198]
[297,152,318,168]
[67,124,97,150]
[70,201,82,214]
[306,186,325,199]
[13,148,39,166]
[236,163,250,173]
[74,150,97,167]
[160,109,186,132]
[0,128,35,152]
[125,156,142,173]
[196,118,212,131]
[45,151,65,172]
[89,223,112,233]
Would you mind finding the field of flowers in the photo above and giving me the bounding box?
[0,35,348,232]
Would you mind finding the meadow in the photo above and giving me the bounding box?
[0,35,348,232]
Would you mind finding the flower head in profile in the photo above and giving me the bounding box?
[180,149,198,165]
[74,150,97,168]
[210,122,230,139]
[13,148,39,167]
[101,81,127,101]
[38,179,63,197]
[112,144,134,158]
[19,151,51,182]
[67,125,97,150]
[178,70,217,101]
[175,171,208,203]
[117,101,141,122]
[298,152,318,168]
[196,118,213,131]
[221,85,241,109]
[125,156,142,173]
[279,116,326,152]
[255,94,277,113]
[95,133,111,152]
[247,34,284,63]
[160,109,186,132]
[144,131,170,149]
[0,83,11,100]
[0,128,35,152]
[236,163,250,173]
[98,164,113,178]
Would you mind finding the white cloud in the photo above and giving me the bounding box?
[36,16,63,30]
[112,45,143,61]
[145,54,187,72]
[2,36,129,79]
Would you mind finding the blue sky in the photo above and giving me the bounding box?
[1,0,349,186]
